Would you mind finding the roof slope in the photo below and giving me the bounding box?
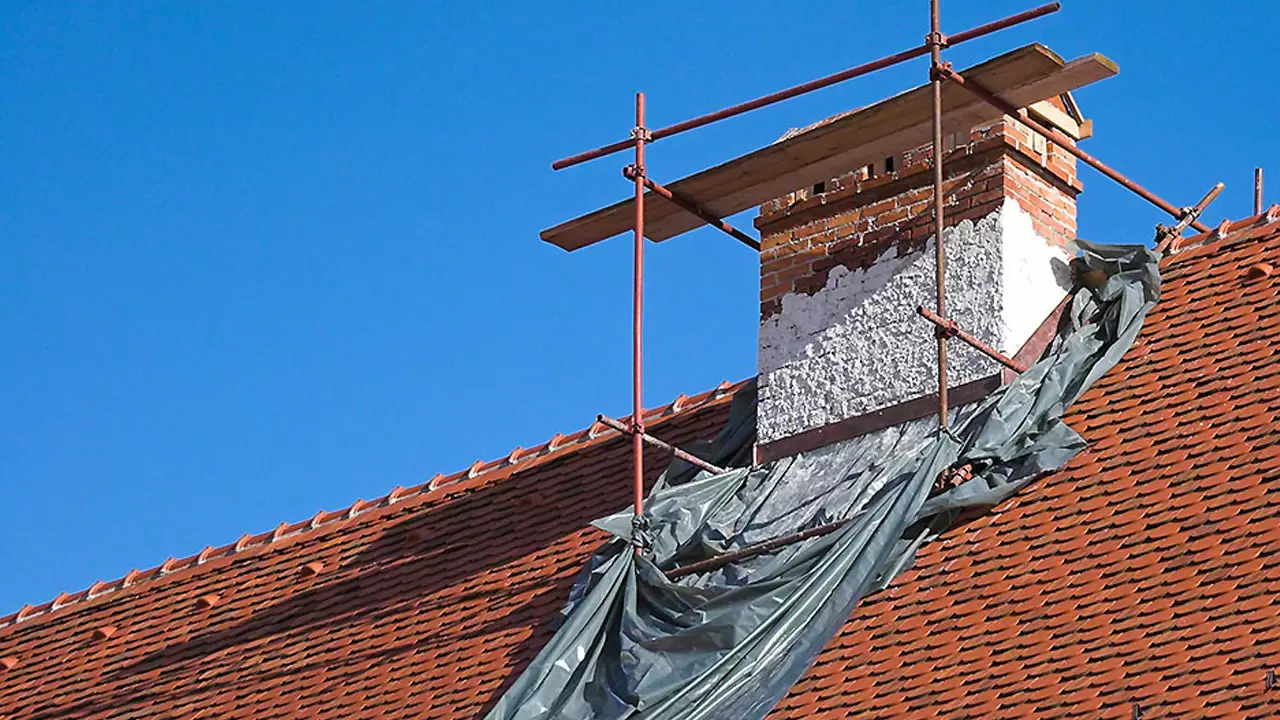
[1,217,1278,719]
[0,385,741,719]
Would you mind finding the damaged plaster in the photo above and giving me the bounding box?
[758,199,1070,444]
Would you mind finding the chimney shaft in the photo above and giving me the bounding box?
[756,111,1082,448]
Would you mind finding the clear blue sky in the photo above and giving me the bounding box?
[2,1,1275,614]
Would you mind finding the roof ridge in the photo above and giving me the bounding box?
[0,379,748,631]
[1165,205,1280,260]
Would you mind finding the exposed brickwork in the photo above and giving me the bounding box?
[758,117,1080,321]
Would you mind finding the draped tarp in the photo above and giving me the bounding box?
[485,240,1160,720]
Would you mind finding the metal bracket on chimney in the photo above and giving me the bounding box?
[917,306,1029,373]
[622,166,760,250]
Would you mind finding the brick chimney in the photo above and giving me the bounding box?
[756,101,1084,452]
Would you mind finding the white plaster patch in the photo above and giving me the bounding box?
[998,199,1073,352]
[758,200,1069,444]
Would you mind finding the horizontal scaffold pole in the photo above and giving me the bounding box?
[596,414,728,476]
[551,3,1062,171]
[916,306,1028,373]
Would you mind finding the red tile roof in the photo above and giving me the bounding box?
[0,382,742,719]
[1,216,1278,719]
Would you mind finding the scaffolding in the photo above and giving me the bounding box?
[541,1,1222,560]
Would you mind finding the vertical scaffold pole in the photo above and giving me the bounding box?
[632,92,648,548]
[929,0,950,430]
[1256,168,1264,216]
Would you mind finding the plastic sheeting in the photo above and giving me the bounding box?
[485,240,1160,720]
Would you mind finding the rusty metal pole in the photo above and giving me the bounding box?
[666,516,858,579]
[929,0,950,430]
[551,3,1062,170]
[596,415,727,476]
[631,92,648,548]
[641,175,760,250]
[1154,182,1225,253]
[936,64,1211,234]
[1256,168,1264,216]
[622,167,761,250]
[917,306,1029,373]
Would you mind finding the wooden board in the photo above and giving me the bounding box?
[542,44,1118,251]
